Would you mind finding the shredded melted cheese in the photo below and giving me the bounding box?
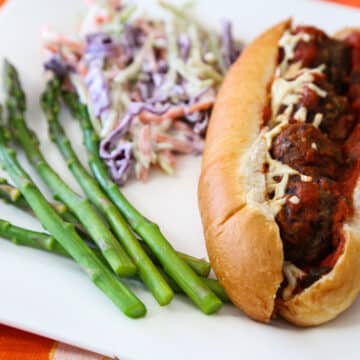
[282,262,306,300]
[243,29,334,301]
[261,30,327,216]
[313,113,323,127]
[294,106,307,122]
[289,195,300,205]
[271,65,327,118]
[264,153,311,214]
[278,31,311,76]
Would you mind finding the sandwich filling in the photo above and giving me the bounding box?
[261,26,360,300]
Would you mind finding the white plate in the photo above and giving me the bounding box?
[0,0,360,359]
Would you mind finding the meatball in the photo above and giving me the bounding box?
[321,39,351,92]
[347,33,360,111]
[315,84,356,141]
[297,85,355,142]
[292,27,351,92]
[271,122,343,179]
[293,26,327,67]
[276,177,338,265]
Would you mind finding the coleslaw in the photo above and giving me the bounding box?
[43,0,242,184]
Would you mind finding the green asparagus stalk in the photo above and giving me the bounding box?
[0,105,146,318]
[202,279,229,303]
[0,218,69,257]
[4,60,136,277]
[0,218,229,302]
[0,177,85,231]
[63,91,222,314]
[43,78,173,306]
[0,218,110,264]
[157,267,230,303]
[176,252,210,277]
[140,241,210,277]
[0,180,211,276]
[0,177,31,210]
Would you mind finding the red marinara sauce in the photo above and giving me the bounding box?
[321,33,360,268]
[268,28,360,283]
[322,124,360,268]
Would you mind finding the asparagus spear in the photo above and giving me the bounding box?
[157,268,230,303]
[0,218,229,302]
[63,91,223,314]
[140,240,210,277]
[202,279,229,303]
[0,177,86,233]
[0,218,68,257]
[175,251,211,277]
[43,78,173,306]
[0,218,111,264]
[4,60,136,277]
[0,177,32,210]
[0,180,211,276]
[0,105,146,318]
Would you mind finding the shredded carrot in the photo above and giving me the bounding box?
[58,36,84,53]
[154,133,193,154]
[137,165,149,182]
[139,99,214,124]
[139,125,152,158]
[95,13,111,25]
[95,15,105,24]
[173,120,193,132]
[160,149,176,168]
[44,43,59,54]
[77,62,88,77]
[110,0,121,9]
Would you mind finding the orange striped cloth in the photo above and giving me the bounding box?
[0,325,113,360]
[325,0,360,6]
[0,0,359,359]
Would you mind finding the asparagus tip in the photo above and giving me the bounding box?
[125,302,147,319]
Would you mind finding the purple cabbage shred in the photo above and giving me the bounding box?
[85,33,120,64]
[99,101,171,184]
[83,32,118,118]
[85,65,111,117]
[178,33,191,61]
[106,142,133,185]
[221,20,241,68]
[44,55,73,77]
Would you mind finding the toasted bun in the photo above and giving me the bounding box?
[199,20,290,322]
[334,27,360,40]
[277,196,360,325]
[198,21,360,325]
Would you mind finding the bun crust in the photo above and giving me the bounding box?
[199,20,290,322]
[277,213,360,326]
[334,27,360,40]
[198,21,360,325]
